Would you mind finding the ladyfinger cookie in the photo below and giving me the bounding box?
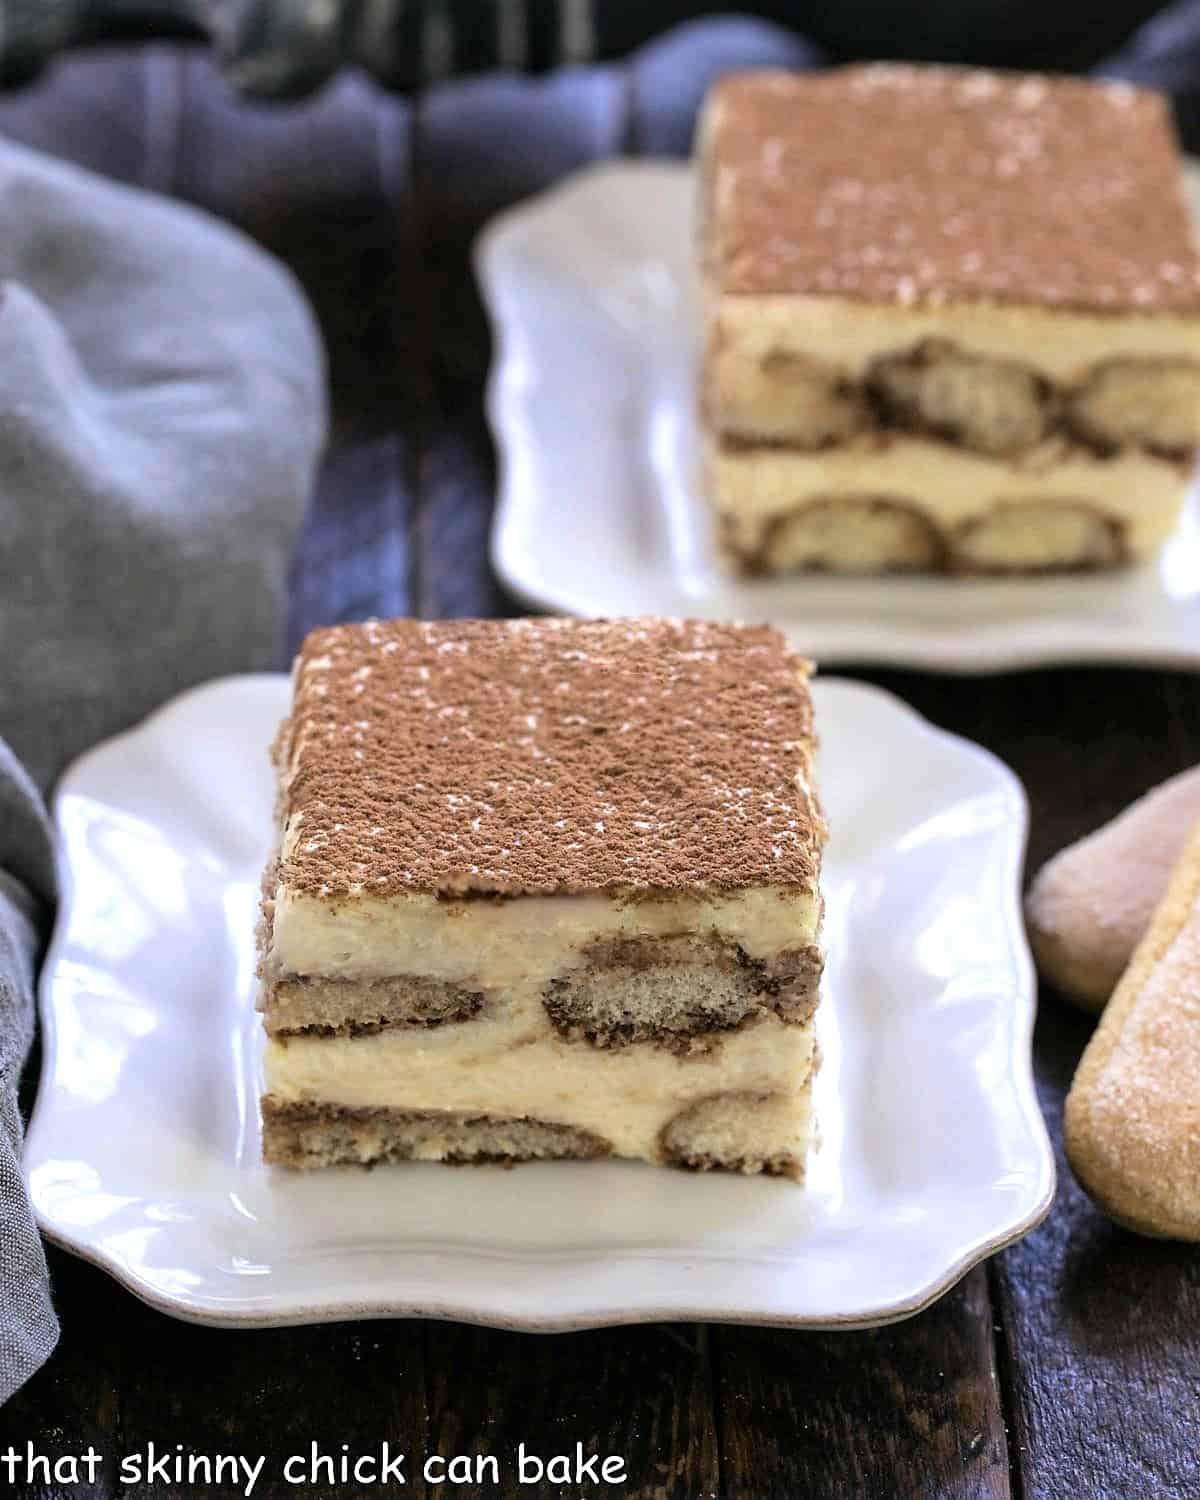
[1064,818,1200,1239]
[1026,765,1200,1012]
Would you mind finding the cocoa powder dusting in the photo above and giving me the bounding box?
[276,617,824,899]
[703,65,1200,313]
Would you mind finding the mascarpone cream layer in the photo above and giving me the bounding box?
[270,882,820,983]
[707,291,1200,385]
[264,1012,815,1158]
[707,433,1191,555]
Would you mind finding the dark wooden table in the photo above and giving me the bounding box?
[2,39,1198,1500]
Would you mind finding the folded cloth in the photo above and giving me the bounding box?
[0,138,326,793]
[0,742,56,1405]
[0,138,327,1402]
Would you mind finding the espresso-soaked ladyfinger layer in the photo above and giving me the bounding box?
[721,496,1128,575]
[708,431,1191,574]
[264,934,822,1047]
[263,1082,815,1177]
[542,935,821,1051]
[659,1084,815,1180]
[262,972,486,1036]
[261,1099,613,1168]
[708,337,1200,458]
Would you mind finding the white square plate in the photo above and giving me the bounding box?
[478,161,1200,673]
[26,673,1052,1330]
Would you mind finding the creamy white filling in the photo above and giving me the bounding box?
[706,432,1192,556]
[270,881,820,984]
[707,290,1200,384]
[264,1011,815,1159]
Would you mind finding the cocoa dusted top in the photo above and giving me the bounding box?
[277,617,824,898]
[702,65,1200,313]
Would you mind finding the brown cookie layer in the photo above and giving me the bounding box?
[659,1089,812,1180]
[261,1100,612,1169]
[543,936,822,1051]
[262,973,486,1037]
[721,494,1130,576]
[712,338,1200,459]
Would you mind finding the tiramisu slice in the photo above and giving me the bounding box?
[259,617,826,1178]
[697,65,1200,574]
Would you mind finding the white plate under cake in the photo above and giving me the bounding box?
[26,672,1051,1330]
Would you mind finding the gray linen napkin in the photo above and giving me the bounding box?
[0,747,55,1404]
[0,137,326,793]
[0,138,328,1402]
[0,742,56,1404]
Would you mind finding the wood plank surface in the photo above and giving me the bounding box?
[424,1323,720,1499]
[117,1314,428,1500]
[714,1272,1010,1500]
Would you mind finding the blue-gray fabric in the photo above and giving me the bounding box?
[0,742,56,1405]
[0,138,326,1404]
